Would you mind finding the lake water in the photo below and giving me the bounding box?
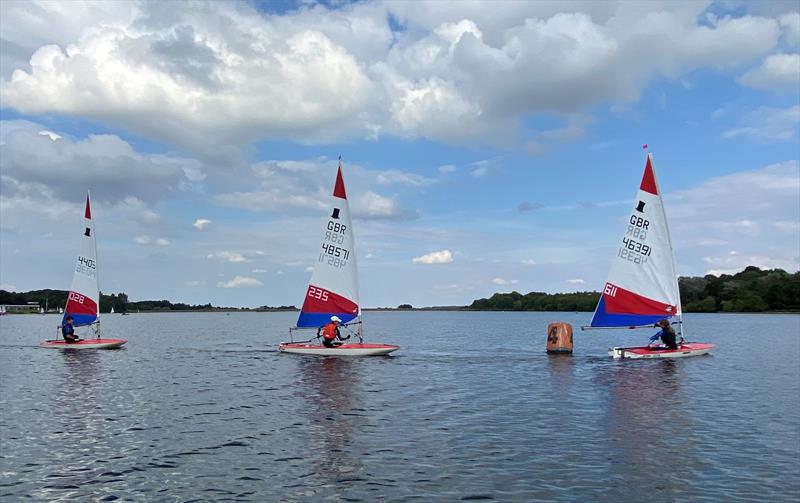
[1,311,798,502]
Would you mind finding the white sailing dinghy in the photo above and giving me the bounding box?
[40,192,127,349]
[582,153,713,359]
[279,158,399,356]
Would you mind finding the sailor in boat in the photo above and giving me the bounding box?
[318,316,350,348]
[61,315,81,343]
[650,319,679,350]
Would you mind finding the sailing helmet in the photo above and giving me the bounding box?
[330,316,341,323]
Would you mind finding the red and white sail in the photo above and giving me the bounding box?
[62,191,100,327]
[296,159,360,327]
[590,154,681,327]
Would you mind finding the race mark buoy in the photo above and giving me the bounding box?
[546,322,573,353]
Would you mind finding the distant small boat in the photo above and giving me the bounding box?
[279,158,399,357]
[582,153,713,359]
[110,307,115,314]
[40,191,127,350]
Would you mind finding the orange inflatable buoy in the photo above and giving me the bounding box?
[546,322,573,353]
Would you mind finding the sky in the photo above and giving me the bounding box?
[0,0,798,309]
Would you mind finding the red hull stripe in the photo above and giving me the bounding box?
[639,156,658,195]
[42,339,127,346]
[333,165,347,199]
[624,343,714,355]
[604,284,676,316]
[84,194,92,219]
[281,343,398,349]
[300,285,358,315]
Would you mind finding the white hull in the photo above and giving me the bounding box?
[609,343,714,359]
[40,339,127,349]
[279,343,399,356]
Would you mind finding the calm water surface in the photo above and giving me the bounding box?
[1,311,798,502]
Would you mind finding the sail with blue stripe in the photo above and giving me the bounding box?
[62,191,100,328]
[589,154,682,328]
[296,158,360,328]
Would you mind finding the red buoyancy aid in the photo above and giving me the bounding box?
[322,322,338,341]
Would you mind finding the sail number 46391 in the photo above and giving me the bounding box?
[618,237,651,264]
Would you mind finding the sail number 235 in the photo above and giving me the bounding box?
[307,286,329,302]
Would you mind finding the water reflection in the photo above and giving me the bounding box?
[597,360,695,500]
[34,350,107,500]
[295,357,365,490]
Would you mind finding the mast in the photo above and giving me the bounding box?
[649,154,684,339]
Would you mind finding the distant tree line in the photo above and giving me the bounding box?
[469,267,800,313]
[0,289,295,312]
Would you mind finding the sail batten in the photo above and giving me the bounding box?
[62,191,100,327]
[296,160,360,328]
[589,154,680,328]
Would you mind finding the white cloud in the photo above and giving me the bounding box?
[469,160,491,178]
[412,249,454,264]
[38,130,60,141]
[0,283,18,291]
[0,2,786,150]
[0,120,203,203]
[669,161,800,275]
[491,277,518,285]
[779,12,800,45]
[722,105,800,142]
[376,170,437,186]
[206,251,248,263]
[193,218,211,230]
[217,276,264,288]
[251,269,268,273]
[522,259,537,266]
[186,280,202,286]
[739,53,800,91]
[439,164,457,173]
[135,235,169,246]
[566,278,585,284]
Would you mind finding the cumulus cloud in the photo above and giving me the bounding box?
[739,53,800,91]
[0,2,787,150]
[412,249,454,264]
[217,276,264,288]
[193,218,211,230]
[214,157,417,220]
[566,278,585,284]
[0,120,204,203]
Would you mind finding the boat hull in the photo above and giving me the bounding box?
[609,342,714,359]
[279,342,399,356]
[40,339,127,349]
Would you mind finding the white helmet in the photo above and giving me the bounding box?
[330,316,341,323]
